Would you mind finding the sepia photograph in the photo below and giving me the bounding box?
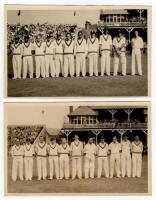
[5,5,151,97]
[4,102,151,195]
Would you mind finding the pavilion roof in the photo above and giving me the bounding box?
[100,9,129,15]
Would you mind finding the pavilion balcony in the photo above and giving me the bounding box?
[62,122,147,129]
[101,21,147,27]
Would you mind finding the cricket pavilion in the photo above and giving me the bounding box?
[85,9,147,43]
[61,106,148,149]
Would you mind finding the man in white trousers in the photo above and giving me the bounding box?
[131,30,144,75]
[70,135,83,179]
[96,136,109,178]
[11,37,23,79]
[113,30,127,76]
[121,135,131,178]
[54,34,64,77]
[35,35,46,78]
[47,137,59,180]
[131,135,143,178]
[63,33,75,77]
[35,135,47,180]
[23,138,34,181]
[45,35,56,78]
[11,138,24,181]
[87,31,99,76]
[84,137,96,179]
[108,136,121,178]
[22,36,33,79]
[75,31,87,77]
[99,27,112,76]
[58,137,70,179]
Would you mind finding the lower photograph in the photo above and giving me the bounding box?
[4,102,151,195]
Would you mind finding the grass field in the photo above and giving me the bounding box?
[7,155,148,194]
[7,54,148,97]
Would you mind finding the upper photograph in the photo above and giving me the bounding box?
[5,5,151,97]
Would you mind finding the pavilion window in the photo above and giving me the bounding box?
[86,116,89,124]
[78,116,81,124]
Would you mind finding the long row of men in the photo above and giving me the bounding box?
[10,28,144,79]
[10,134,144,181]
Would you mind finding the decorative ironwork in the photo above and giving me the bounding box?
[141,129,148,134]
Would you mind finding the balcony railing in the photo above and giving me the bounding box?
[62,122,147,129]
[100,21,147,27]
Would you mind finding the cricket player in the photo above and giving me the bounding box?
[58,137,70,179]
[11,37,23,79]
[35,136,48,180]
[63,33,75,77]
[131,31,144,75]
[87,31,99,76]
[75,31,87,77]
[70,135,83,179]
[99,27,112,76]
[23,138,34,181]
[11,138,24,181]
[35,35,46,78]
[54,34,64,77]
[121,135,131,178]
[96,136,109,178]
[131,136,143,178]
[47,137,59,180]
[22,36,33,79]
[113,30,127,76]
[84,137,96,179]
[108,136,121,178]
[45,35,55,78]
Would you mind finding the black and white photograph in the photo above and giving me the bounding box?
[5,5,151,97]
[4,102,151,195]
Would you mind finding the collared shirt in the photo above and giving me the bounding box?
[45,40,55,54]
[47,143,59,156]
[121,140,131,154]
[108,142,121,154]
[113,36,126,52]
[75,38,87,55]
[63,40,75,54]
[35,42,46,55]
[131,36,144,50]
[11,145,24,156]
[23,42,33,56]
[131,141,143,153]
[23,144,34,157]
[97,142,108,156]
[87,37,99,53]
[11,43,23,55]
[84,143,96,155]
[99,34,112,50]
[54,39,64,54]
[70,141,83,156]
[35,142,47,156]
[59,144,70,154]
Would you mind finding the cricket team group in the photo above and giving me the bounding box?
[10,27,144,79]
[10,134,144,181]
